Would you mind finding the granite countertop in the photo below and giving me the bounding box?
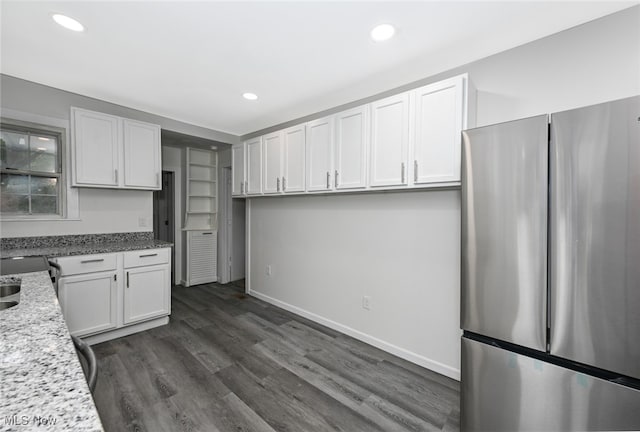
[0,233,172,259]
[0,271,104,431]
[0,239,173,259]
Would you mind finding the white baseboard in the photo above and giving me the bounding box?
[248,289,460,381]
[82,316,170,345]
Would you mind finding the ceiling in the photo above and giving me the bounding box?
[0,1,636,137]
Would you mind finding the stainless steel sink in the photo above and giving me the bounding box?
[0,301,18,310]
[0,282,21,310]
[0,283,20,297]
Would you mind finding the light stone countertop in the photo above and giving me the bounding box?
[0,271,104,431]
[0,239,172,259]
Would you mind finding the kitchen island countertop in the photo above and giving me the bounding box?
[0,271,103,431]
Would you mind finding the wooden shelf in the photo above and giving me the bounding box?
[184,147,218,231]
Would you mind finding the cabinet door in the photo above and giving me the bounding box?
[306,116,334,191]
[123,119,161,189]
[413,76,465,184]
[335,106,368,190]
[263,131,283,194]
[72,108,120,187]
[370,93,410,187]
[58,271,118,337]
[231,143,246,196]
[124,264,170,324]
[283,125,305,193]
[186,230,218,286]
[245,137,262,195]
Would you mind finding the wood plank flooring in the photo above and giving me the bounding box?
[92,281,460,432]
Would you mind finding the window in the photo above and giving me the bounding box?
[1,122,63,216]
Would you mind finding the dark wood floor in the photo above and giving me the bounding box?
[92,281,460,432]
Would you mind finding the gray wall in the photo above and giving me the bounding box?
[243,6,640,139]
[1,74,239,145]
[246,6,640,380]
[0,74,237,238]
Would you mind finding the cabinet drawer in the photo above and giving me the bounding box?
[124,248,169,269]
[56,253,117,276]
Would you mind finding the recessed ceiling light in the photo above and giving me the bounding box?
[52,14,85,32]
[370,24,395,42]
[243,92,258,101]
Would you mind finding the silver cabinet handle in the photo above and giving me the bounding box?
[139,253,158,258]
[335,170,339,188]
[113,274,117,282]
[282,176,286,191]
[240,181,244,194]
[277,177,281,192]
[81,259,104,264]
[326,171,330,189]
[202,232,213,235]
[114,169,118,183]
[414,160,418,182]
[401,162,406,183]
[245,181,248,194]
[126,271,129,288]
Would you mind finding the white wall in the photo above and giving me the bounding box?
[247,7,640,381]
[161,146,183,284]
[1,188,152,237]
[249,191,461,377]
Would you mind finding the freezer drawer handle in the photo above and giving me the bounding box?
[81,259,104,264]
[139,253,158,258]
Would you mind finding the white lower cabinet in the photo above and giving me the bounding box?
[54,248,171,342]
[58,271,118,337]
[185,230,217,286]
[124,264,170,325]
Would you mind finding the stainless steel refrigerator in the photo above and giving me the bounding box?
[460,96,640,431]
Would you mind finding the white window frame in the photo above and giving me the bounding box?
[0,109,79,221]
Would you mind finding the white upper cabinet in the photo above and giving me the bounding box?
[306,116,334,192]
[411,75,466,185]
[370,93,410,187]
[72,109,120,187]
[334,105,369,190]
[263,131,283,194]
[123,119,161,189]
[282,125,305,193]
[231,143,246,196]
[71,107,161,190]
[236,74,471,197]
[245,136,263,195]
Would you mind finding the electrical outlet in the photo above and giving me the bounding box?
[266,265,272,276]
[362,296,371,310]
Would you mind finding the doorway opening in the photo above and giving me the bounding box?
[219,166,233,284]
[153,170,175,283]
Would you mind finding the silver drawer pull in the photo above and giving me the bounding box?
[202,232,213,235]
[81,259,104,264]
[139,253,158,258]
